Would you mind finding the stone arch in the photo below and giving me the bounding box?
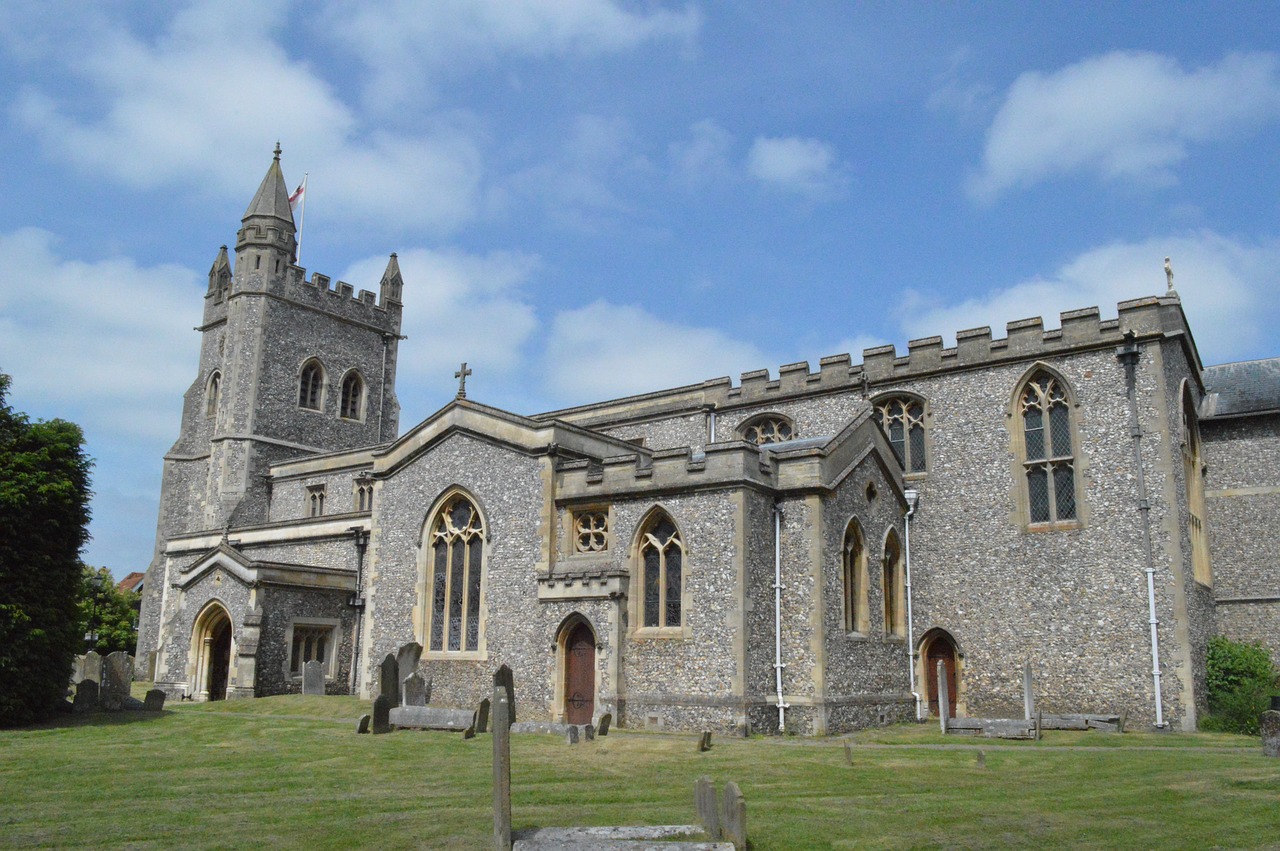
[870,390,929,474]
[190,600,234,701]
[629,505,689,634]
[339,368,365,421]
[1006,361,1084,528]
[298,357,326,410]
[415,486,490,657]
[554,613,599,725]
[736,412,796,445]
[841,516,869,633]
[880,527,904,637]
[918,627,962,718]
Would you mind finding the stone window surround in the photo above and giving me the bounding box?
[298,357,326,412]
[205,370,221,419]
[737,412,797,446]
[1181,381,1213,587]
[306,483,327,517]
[629,506,692,640]
[882,528,906,638]
[1007,362,1086,533]
[285,617,340,680]
[570,505,612,555]
[416,487,491,662]
[339,368,366,422]
[871,392,929,478]
[842,517,870,635]
[353,476,374,513]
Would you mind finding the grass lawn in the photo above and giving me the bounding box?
[3,695,1278,849]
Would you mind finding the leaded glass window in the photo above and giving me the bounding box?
[843,521,867,633]
[340,371,364,420]
[427,495,485,652]
[574,510,609,553]
[639,514,684,628]
[875,397,926,474]
[741,415,795,445]
[206,371,221,418]
[299,360,324,410]
[289,623,333,675]
[1020,372,1077,524]
[883,531,903,636]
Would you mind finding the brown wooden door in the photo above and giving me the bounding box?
[208,618,232,701]
[564,623,595,725]
[926,637,957,718]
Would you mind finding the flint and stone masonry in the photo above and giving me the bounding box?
[137,152,1280,733]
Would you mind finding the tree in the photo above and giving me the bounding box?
[0,372,93,727]
[79,565,139,656]
[1202,635,1279,736]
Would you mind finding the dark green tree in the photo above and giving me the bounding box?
[79,565,139,656]
[0,372,93,726]
[1202,635,1279,736]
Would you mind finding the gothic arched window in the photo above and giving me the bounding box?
[1182,386,1212,586]
[340,370,364,420]
[739,414,795,445]
[206,371,221,418]
[426,494,485,653]
[639,512,684,629]
[875,396,926,474]
[882,530,904,637]
[299,359,324,411]
[1019,370,1077,525]
[843,520,868,633]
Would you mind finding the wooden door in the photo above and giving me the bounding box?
[208,618,232,701]
[564,623,595,725]
[926,637,957,718]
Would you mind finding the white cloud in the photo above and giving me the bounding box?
[747,135,845,199]
[543,300,770,405]
[340,247,540,423]
[323,0,701,110]
[899,231,1279,365]
[0,227,201,441]
[969,51,1280,201]
[9,1,485,233]
[668,119,735,187]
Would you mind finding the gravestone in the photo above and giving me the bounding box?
[402,671,428,706]
[493,665,513,851]
[975,749,986,769]
[584,723,595,741]
[71,654,86,684]
[937,660,951,734]
[302,660,325,695]
[389,706,473,730]
[843,740,853,765]
[698,730,712,752]
[379,654,400,707]
[597,711,612,736]
[476,697,490,733]
[721,780,746,849]
[82,650,103,685]
[101,651,133,711]
[356,714,371,734]
[1023,661,1035,721]
[73,679,99,714]
[464,722,476,740]
[396,641,422,682]
[694,776,720,840]
[495,664,516,724]
[566,725,579,744]
[1261,710,1280,758]
[372,694,393,734]
[143,688,166,711]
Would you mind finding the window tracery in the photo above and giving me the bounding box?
[843,520,868,633]
[340,371,364,420]
[639,514,684,629]
[740,415,795,445]
[875,396,926,474]
[299,360,324,410]
[1019,372,1077,525]
[573,510,609,553]
[427,495,485,653]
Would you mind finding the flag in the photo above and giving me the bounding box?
[289,178,306,212]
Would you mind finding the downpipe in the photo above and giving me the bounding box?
[903,489,922,720]
[773,501,789,732]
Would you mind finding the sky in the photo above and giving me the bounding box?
[1,1,1278,579]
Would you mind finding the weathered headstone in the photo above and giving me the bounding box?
[101,651,133,711]
[379,654,400,707]
[402,671,428,706]
[389,705,473,730]
[566,725,580,744]
[143,688,166,711]
[495,664,516,724]
[82,650,103,685]
[698,730,712,752]
[1023,661,1035,721]
[597,711,612,736]
[975,749,986,769]
[476,697,491,733]
[721,780,746,849]
[493,665,513,851]
[396,641,422,682]
[71,654,86,684]
[843,740,853,765]
[464,723,476,740]
[937,660,950,734]
[584,723,595,741]
[73,679,99,714]
[694,776,720,840]
[302,660,325,695]
[356,714,371,734]
[1261,710,1280,758]
[372,694,393,734]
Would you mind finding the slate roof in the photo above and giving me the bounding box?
[1201,357,1280,418]
[241,144,295,228]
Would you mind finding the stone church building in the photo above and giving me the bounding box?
[137,151,1280,734]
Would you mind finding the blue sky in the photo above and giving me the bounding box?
[2,1,1278,579]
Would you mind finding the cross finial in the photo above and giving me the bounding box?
[455,362,472,399]
[274,141,282,161]
[1164,256,1174,291]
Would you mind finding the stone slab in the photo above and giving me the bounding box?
[512,826,731,850]
[510,721,576,736]
[721,782,746,850]
[695,776,720,839]
[378,655,400,707]
[372,695,393,734]
[302,660,325,696]
[72,679,99,714]
[389,705,474,731]
[356,714,371,734]
[402,671,428,707]
[143,688,166,711]
[597,711,612,736]
[1262,710,1280,757]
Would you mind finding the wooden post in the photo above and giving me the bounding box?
[493,665,512,850]
[937,660,950,734]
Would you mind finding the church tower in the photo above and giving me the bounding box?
[137,147,403,662]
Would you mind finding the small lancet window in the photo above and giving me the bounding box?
[875,396,926,474]
[1182,387,1211,585]
[639,514,684,629]
[307,484,326,517]
[1020,372,1077,524]
[289,624,333,675]
[427,495,485,653]
[882,531,903,636]
[206,371,221,418]
[340,371,364,420]
[740,415,795,445]
[354,479,374,513]
[843,520,868,633]
[299,360,324,410]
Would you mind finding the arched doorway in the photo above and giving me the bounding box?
[192,603,233,701]
[562,620,596,725]
[922,630,959,718]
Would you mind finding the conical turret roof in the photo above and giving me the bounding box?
[242,143,296,229]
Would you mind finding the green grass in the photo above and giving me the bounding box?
[3,697,1279,849]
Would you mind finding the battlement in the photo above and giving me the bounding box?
[262,264,402,333]
[556,441,776,500]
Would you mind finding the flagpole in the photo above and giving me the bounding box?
[293,173,308,266]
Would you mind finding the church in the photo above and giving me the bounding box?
[136,150,1280,734]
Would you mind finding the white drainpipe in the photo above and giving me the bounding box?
[903,489,921,720]
[773,501,788,732]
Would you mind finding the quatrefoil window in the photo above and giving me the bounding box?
[574,510,609,553]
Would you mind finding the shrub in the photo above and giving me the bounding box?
[1201,635,1278,736]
